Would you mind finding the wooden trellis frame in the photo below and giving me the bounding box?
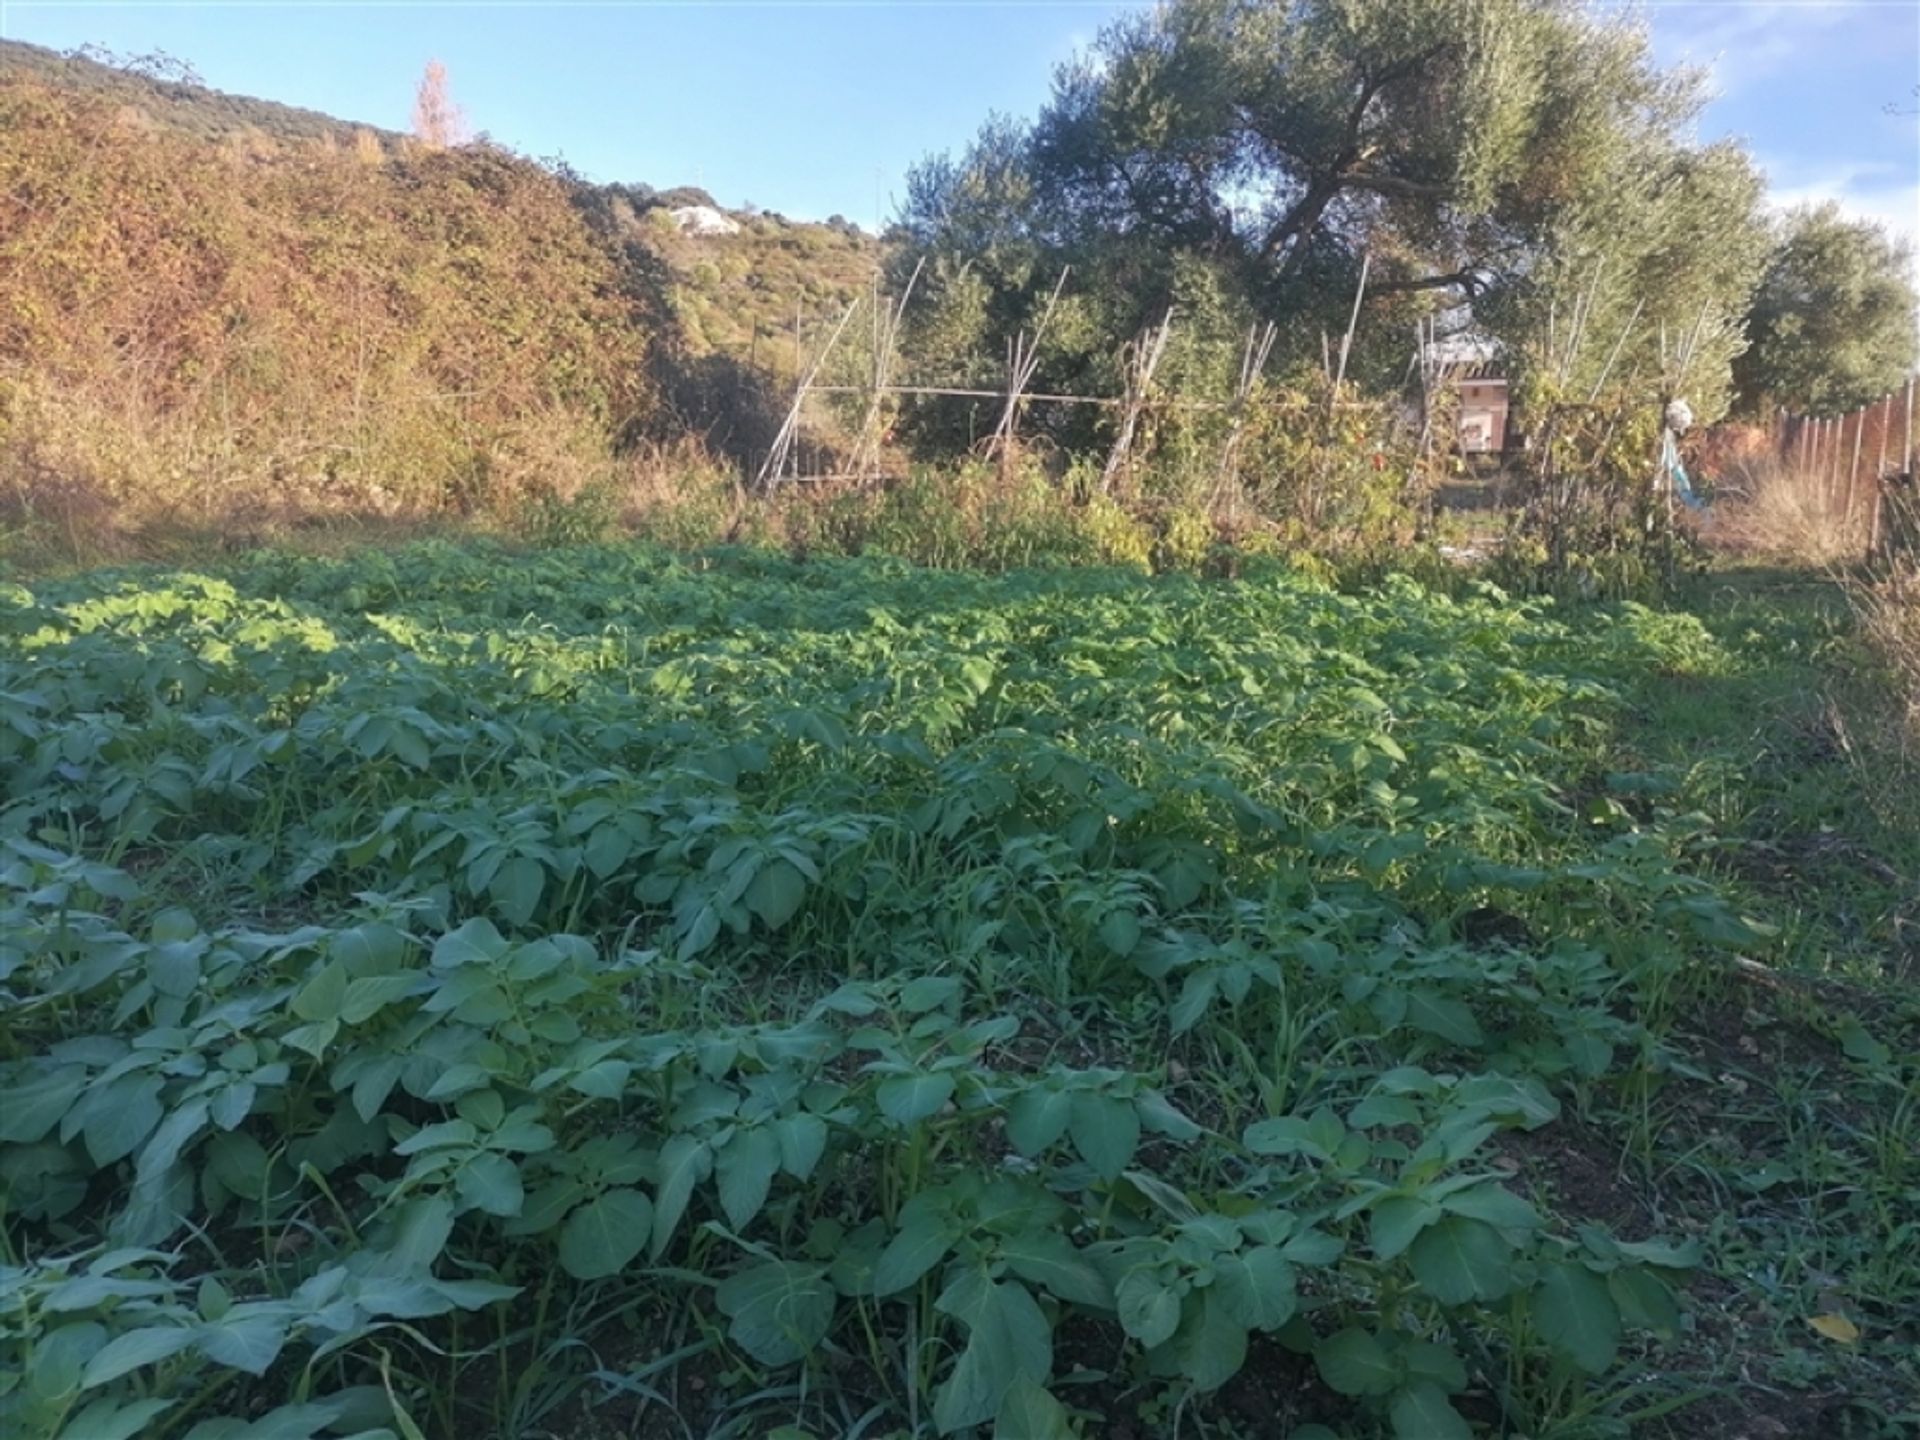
[987,268,1070,473]
[756,296,861,491]
[1101,310,1175,495]
[848,257,925,483]
[754,258,1390,491]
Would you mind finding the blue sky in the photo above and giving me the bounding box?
[2,1,1914,248]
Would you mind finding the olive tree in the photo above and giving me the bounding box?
[894,0,1768,446]
[1733,203,1919,416]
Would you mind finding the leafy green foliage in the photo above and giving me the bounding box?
[1734,202,1920,416]
[0,543,1784,1435]
[898,0,1767,432]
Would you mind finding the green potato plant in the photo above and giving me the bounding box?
[0,544,1781,1438]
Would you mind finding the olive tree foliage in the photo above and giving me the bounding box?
[1732,203,1919,417]
[1469,13,1768,424]
[891,0,1768,454]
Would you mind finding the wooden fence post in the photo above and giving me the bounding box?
[1845,405,1865,524]
[1829,415,1844,511]
[1906,375,1916,475]
[1828,416,1842,509]
[1873,376,1918,564]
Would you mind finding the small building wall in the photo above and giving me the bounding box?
[1457,378,1509,453]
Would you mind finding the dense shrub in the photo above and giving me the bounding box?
[0,79,654,543]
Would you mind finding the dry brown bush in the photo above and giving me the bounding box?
[1852,572,1920,741]
[0,77,655,562]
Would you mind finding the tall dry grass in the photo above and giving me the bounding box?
[1698,422,1918,834]
[1709,448,1872,565]
[1846,571,1920,783]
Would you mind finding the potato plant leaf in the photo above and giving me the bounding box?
[1067,1092,1139,1179]
[1408,1216,1513,1305]
[1532,1262,1621,1373]
[1314,1327,1399,1397]
[716,1125,781,1230]
[651,1134,713,1259]
[559,1188,653,1280]
[995,1374,1074,1440]
[1388,1380,1472,1440]
[932,1273,1052,1435]
[745,860,808,930]
[877,1071,955,1126]
[1116,1269,1182,1349]
[715,1260,835,1366]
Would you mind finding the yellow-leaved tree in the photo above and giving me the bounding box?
[411,58,467,149]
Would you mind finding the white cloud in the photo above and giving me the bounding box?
[1647,1,1853,99]
[1759,157,1920,310]
[1761,156,1919,247]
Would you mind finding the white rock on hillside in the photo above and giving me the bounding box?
[668,205,741,237]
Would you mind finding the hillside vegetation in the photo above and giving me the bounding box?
[0,39,396,149]
[594,189,879,363]
[0,70,652,543]
[0,46,884,559]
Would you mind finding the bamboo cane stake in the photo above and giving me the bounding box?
[1218,320,1278,511]
[988,267,1070,468]
[1102,310,1174,494]
[1587,298,1644,404]
[1906,375,1916,475]
[1332,250,1371,402]
[756,295,860,490]
[850,257,924,481]
[1562,259,1607,388]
